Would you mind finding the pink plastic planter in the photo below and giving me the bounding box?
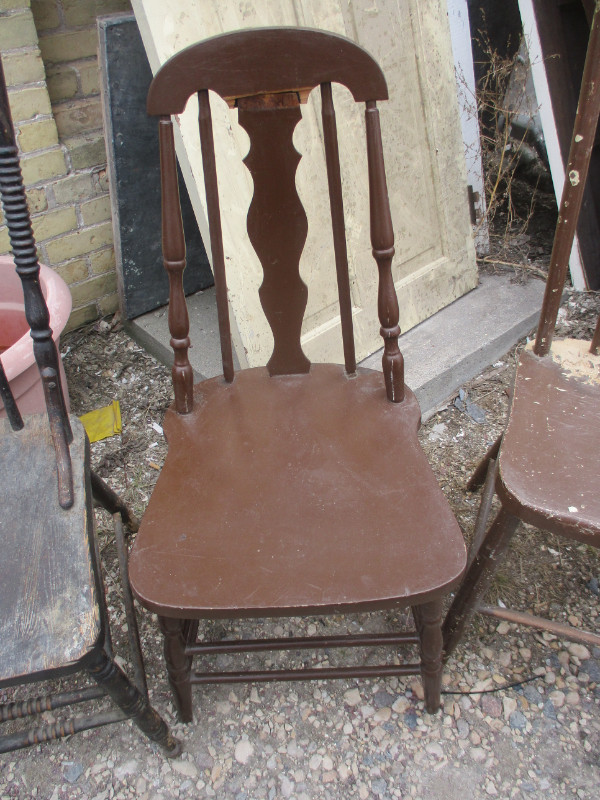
[0,255,72,417]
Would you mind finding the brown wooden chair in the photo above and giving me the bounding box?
[128,27,467,722]
[443,7,600,658]
[0,58,179,756]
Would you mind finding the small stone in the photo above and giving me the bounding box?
[543,700,557,719]
[344,688,362,707]
[470,731,481,745]
[456,718,469,739]
[410,681,424,701]
[523,685,544,706]
[322,756,334,771]
[360,705,375,719]
[587,577,599,595]
[373,690,395,708]
[544,671,556,685]
[403,709,417,730]
[481,695,502,718]
[549,690,565,707]
[519,647,532,662]
[568,643,591,660]
[392,697,409,714]
[373,707,391,723]
[470,747,486,763]
[509,711,527,730]
[486,781,498,795]
[503,697,517,719]
[308,755,322,771]
[63,762,84,784]
[280,777,294,798]
[234,740,254,765]
[173,759,198,778]
[566,691,580,706]
[371,778,388,796]
[496,622,510,635]
[250,688,260,703]
[425,742,444,758]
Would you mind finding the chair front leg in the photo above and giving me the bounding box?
[159,616,194,723]
[443,506,520,659]
[416,599,443,714]
[86,648,180,756]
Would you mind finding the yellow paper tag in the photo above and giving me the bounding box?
[79,400,122,443]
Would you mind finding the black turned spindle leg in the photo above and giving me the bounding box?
[86,649,180,756]
[159,616,194,723]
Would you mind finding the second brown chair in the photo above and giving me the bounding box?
[128,27,467,722]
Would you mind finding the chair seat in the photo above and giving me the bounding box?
[129,364,466,618]
[0,416,100,686]
[498,345,600,544]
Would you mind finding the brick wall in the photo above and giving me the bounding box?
[0,0,132,331]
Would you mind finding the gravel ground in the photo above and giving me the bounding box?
[1,278,599,800]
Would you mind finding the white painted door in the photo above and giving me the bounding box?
[132,0,477,368]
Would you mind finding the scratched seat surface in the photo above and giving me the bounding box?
[498,347,600,545]
[0,416,100,686]
[129,365,466,618]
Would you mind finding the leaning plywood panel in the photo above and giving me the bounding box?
[132,0,477,368]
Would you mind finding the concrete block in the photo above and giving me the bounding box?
[361,273,546,418]
[128,274,546,419]
[126,286,240,382]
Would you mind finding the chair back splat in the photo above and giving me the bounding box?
[147,27,404,402]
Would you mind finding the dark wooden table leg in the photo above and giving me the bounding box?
[86,648,181,756]
[443,506,520,659]
[417,599,443,714]
[159,616,194,723]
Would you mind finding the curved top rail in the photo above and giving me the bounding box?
[147,27,388,114]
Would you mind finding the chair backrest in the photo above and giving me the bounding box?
[0,56,73,508]
[147,27,405,414]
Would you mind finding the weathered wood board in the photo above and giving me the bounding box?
[131,0,477,367]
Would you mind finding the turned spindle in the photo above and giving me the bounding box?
[158,117,194,413]
[365,101,403,402]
